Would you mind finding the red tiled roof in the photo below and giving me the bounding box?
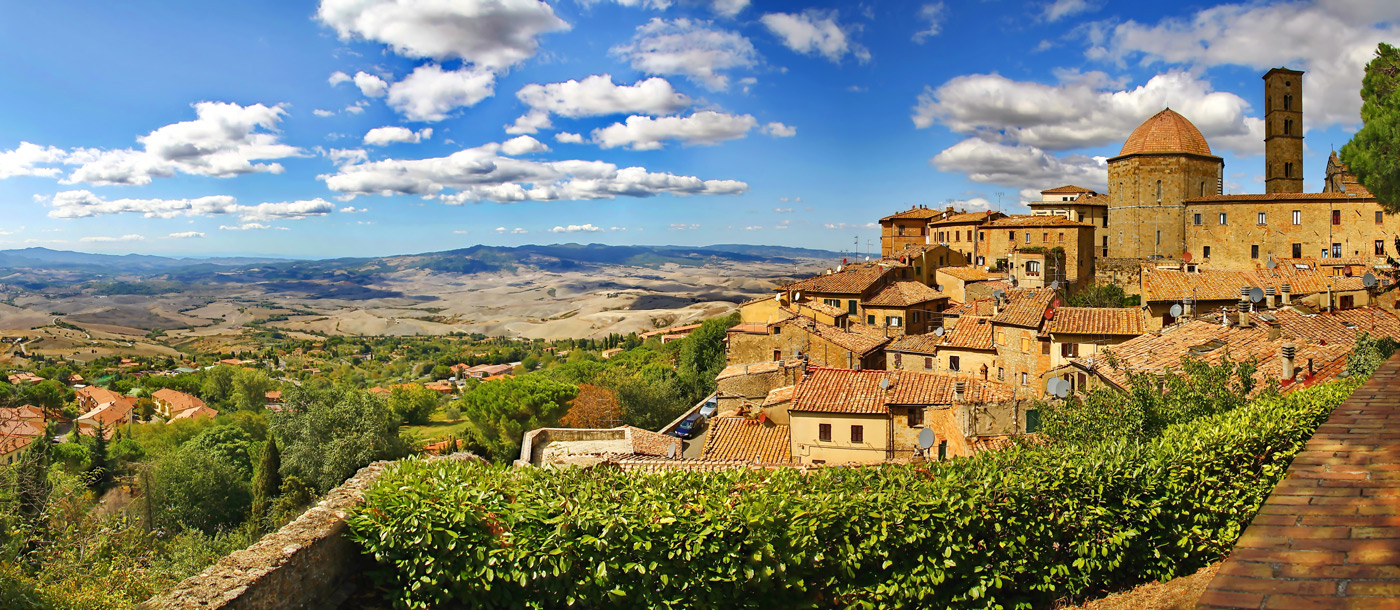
[1142,269,1255,302]
[940,316,996,350]
[879,207,946,222]
[785,263,892,296]
[937,266,991,282]
[1184,192,1376,203]
[928,211,999,226]
[887,372,1014,406]
[153,388,206,414]
[168,405,218,423]
[790,368,1014,415]
[987,215,1093,228]
[886,333,943,355]
[0,435,34,456]
[701,418,791,463]
[992,289,1059,328]
[0,419,43,438]
[1046,307,1145,336]
[762,385,796,408]
[862,281,947,307]
[1041,185,1098,195]
[1118,108,1214,157]
[944,298,997,318]
[1329,308,1400,341]
[640,323,701,339]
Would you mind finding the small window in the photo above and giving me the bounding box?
[819,424,831,442]
[1020,337,1030,351]
[1258,212,1267,225]
[1332,243,1342,258]
[1219,213,1228,225]
[1025,232,1031,243]
[886,316,902,327]
[824,298,840,308]
[897,226,905,237]
[1284,118,1293,136]
[1292,243,1302,258]
[1041,341,1050,355]
[848,300,858,316]
[1026,260,1041,275]
[894,353,902,368]
[1025,409,1040,433]
[1293,210,1302,225]
[909,407,923,427]
[1058,232,1064,242]
[1204,245,1212,258]
[1156,180,1162,201]
[1284,94,1293,111]
[1285,161,1294,178]
[1042,232,1048,243]
[1193,213,1202,226]
[1332,210,1341,225]
[771,326,781,336]
[949,356,961,372]
[1020,372,1028,385]
[772,348,781,361]
[1156,230,1161,245]
[923,356,932,369]
[867,314,875,325]
[1377,211,1384,225]
[1377,240,1385,256]
[850,425,864,443]
[979,231,985,241]
[997,367,1005,381]
[1251,245,1259,259]
[1009,230,1016,242]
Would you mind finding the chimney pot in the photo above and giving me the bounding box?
[1268,320,1282,340]
[1238,298,1251,327]
[1281,283,1292,305]
[1281,342,1296,380]
[954,381,966,402]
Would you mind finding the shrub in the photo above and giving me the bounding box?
[348,378,1357,610]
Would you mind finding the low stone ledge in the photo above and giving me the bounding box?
[139,452,479,610]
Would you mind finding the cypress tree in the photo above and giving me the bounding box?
[250,435,282,530]
[86,422,112,493]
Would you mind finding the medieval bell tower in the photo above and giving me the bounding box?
[1264,67,1304,194]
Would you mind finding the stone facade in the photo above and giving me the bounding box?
[1182,195,1397,268]
[1264,67,1305,194]
[788,411,890,465]
[978,218,1097,289]
[1107,152,1224,259]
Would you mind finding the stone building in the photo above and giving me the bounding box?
[726,306,889,371]
[978,216,1096,290]
[1107,108,1225,260]
[1139,264,1371,331]
[1043,307,1146,374]
[1029,186,1110,258]
[878,206,1004,261]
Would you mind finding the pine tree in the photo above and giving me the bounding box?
[250,435,282,530]
[86,422,112,493]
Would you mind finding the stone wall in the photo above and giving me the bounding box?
[1094,258,1145,295]
[138,453,479,610]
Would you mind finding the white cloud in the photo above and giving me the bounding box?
[452,229,470,234]
[363,126,434,146]
[313,109,337,117]
[345,101,369,114]
[710,0,748,17]
[81,234,145,243]
[48,190,336,222]
[1090,0,1400,127]
[774,207,793,213]
[611,18,758,90]
[761,122,796,137]
[0,142,67,179]
[329,71,352,86]
[742,225,762,230]
[930,138,1108,192]
[340,206,368,213]
[327,148,369,165]
[555,132,584,144]
[548,223,604,233]
[353,71,389,97]
[63,102,303,186]
[668,223,700,230]
[167,231,205,239]
[220,223,277,231]
[912,3,945,43]
[824,222,877,230]
[580,0,748,17]
[0,226,24,236]
[500,135,550,156]
[760,10,869,64]
[316,0,570,71]
[913,70,1263,155]
[948,197,993,211]
[494,226,528,234]
[386,64,496,122]
[505,109,553,135]
[591,111,758,150]
[516,74,691,121]
[1042,0,1100,22]
[321,138,748,203]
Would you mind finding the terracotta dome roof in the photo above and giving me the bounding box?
[1118,108,1213,157]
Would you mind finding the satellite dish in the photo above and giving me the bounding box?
[934,326,945,337]
[1266,255,1277,269]
[1050,280,1060,290]
[879,378,891,391]
[1169,303,1183,318]
[992,289,1005,299]
[774,293,781,302]
[1044,307,1055,320]
[1046,378,1062,396]
[1183,251,1193,263]
[794,291,802,301]
[1010,277,1019,287]
[934,284,944,292]
[1249,287,1264,303]
[667,443,678,458]
[1364,272,1378,288]
[918,428,936,450]
[1053,380,1070,399]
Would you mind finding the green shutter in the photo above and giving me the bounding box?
[848,300,858,315]
[1026,409,1041,434]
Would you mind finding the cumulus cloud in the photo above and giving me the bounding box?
[548,223,604,233]
[579,0,749,17]
[167,231,205,238]
[63,102,303,186]
[668,223,700,230]
[0,142,67,179]
[913,70,1263,155]
[516,74,692,123]
[611,18,758,90]
[320,138,748,203]
[500,135,550,155]
[505,109,553,135]
[555,132,584,144]
[327,148,369,165]
[316,0,570,71]
[760,10,869,64]
[386,64,497,122]
[591,111,758,150]
[313,109,337,117]
[912,3,945,43]
[340,206,368,213]
[81,234,145,243]
[47,190,336,222]
[1088,0,1400,127]
[931,138,1108,192]
[363,126,434,146]
[761,122,796,137]
[329,71,352,86]
[353,71,389,97]
[495,226,528,234]
[1042,0,1100,22]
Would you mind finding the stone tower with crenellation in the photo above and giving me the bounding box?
[1263,67,1304,194]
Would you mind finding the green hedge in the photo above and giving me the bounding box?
[347,379,1358,610]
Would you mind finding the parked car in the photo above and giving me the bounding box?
[698,397,718,418]
[672,414,703,439]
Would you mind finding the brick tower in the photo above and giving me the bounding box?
[1264,67,1304,194]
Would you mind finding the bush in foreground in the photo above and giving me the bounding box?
[347,378,1357,609]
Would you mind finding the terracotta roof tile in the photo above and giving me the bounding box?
[937,266,991,282]
[928,211,1000,226]
[153,388,206,414]
[0,435,34,456]
[887,372,1014,406]
[879,207,946,221]
[701,418,792,463]
[1041,185,1098,195]
[762,385,796,408]
[862,281,947,307]
[991,289,1059,328]
[790,367,1014,415]
[944,298,997,318]
[940,316,996,350]
[987,215,1093,228]
[785,263,893,295]
[1118,108,1214,157]
[1046,307,1145,336]
[886,333,943,355]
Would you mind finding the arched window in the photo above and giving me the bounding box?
[1284,94,1293,111]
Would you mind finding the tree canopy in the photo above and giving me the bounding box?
[1341,42,1400,212]
[460,376,577,462]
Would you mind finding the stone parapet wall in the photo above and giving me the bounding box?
[138,453,478,610]
[1093,258,1146,295]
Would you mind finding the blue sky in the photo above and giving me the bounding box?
[0,0,1396,258]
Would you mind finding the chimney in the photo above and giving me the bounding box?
[1268,319,1282,341]
[954,381,966,403]
[1281,343,1296,381]
[1265,286,1276,309]
[1238,298,1251,328]
[1281,283,1292,305]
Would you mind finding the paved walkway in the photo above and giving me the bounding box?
[1199,355,1400,609]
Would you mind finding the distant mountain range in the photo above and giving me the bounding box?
[0,243,846,291]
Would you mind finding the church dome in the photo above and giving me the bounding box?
[1118,108,1213,157]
